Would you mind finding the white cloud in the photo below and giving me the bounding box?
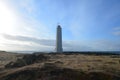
[0,0,54,39]
[114,27,120,30]
[112,27,120,36]
[64,40,120,51]
[90,40,120,51]
[1,34,120,51]
[0,34,55,51]
[113,31,120,36]
[2,34,55,46]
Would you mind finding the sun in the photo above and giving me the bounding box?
[0,1,16,34]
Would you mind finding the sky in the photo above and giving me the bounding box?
[0,0,120,51]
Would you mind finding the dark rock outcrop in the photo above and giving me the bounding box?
[5,59,26,68]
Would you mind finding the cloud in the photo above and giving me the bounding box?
[63,41,94,51]
[4,0,54,39]
[64,40,120,51]
[1,34,93,51]
[2,34,55,46]
[114,27,120,30]
[2,34,92,49]
[1,33,55,51]
[0,42,53,51]
[112,27,120,36]
[1,34,120,51]
[113,31,120,36]
[92,40,120,51]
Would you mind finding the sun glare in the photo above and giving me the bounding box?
[0,1,16,34]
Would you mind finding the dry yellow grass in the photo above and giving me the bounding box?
[0,51,24,68]
[0,52,120,76]
[0,53,120,80]
[45,54,120,74]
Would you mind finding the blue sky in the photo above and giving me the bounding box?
[0,0,120,51]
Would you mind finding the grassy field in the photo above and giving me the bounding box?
[0,52,120,80]
[0,51,24,68]
[44,53,120,74]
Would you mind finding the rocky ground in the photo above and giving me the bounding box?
[0,51,120,80]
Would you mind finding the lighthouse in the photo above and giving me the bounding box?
[56,25,63,53]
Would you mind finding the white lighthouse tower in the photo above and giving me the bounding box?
[56,25,63,53]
